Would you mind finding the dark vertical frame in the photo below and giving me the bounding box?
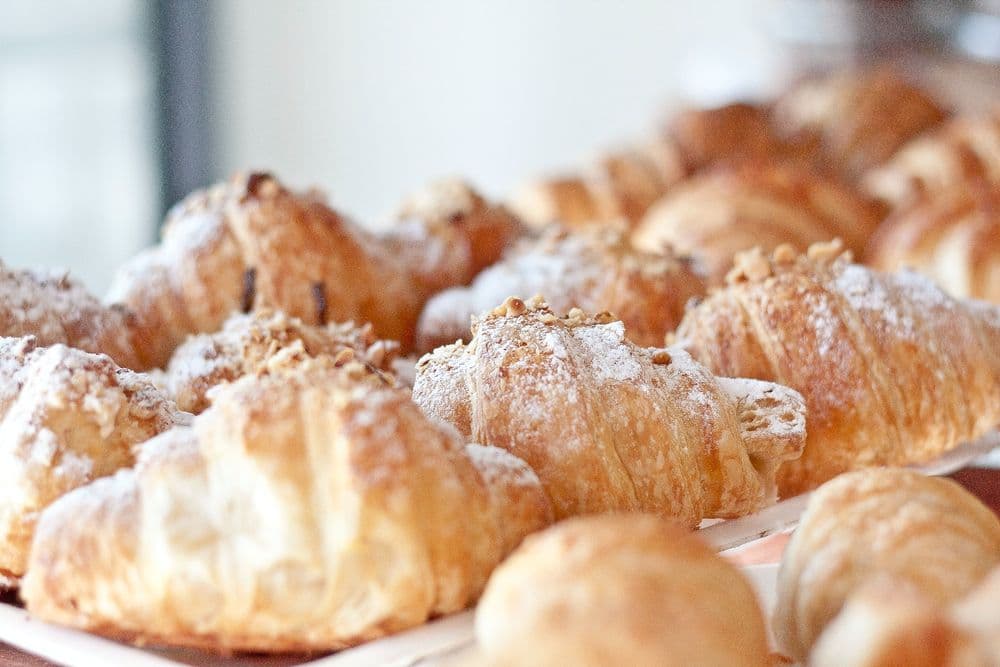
[150,0,215,219]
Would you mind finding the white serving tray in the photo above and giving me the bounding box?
[2,430,997,667]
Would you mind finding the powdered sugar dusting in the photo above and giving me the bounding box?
[465,443,541,489]
[571,321,640,383]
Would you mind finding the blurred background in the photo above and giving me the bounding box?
[1,0,998,291]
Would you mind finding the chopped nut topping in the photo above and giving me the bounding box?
[651,349,672,365]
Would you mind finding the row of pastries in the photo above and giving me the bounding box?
[1,65,999,662]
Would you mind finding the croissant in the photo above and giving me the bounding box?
[633,162,883,283]
[1,261,140,369]
[866,185,1000,303]
[22,358,551,652]
[106,173,523,369]
[676,241,1000,496]
[508,102,789,230]
[415,227,705,352]
[475,514,772,667]
[862,109,1000,208]
[412,297,806,523]
[164,309,399,413]
[508,139,683,229]
[772,67,947,179]
[0,336,181,587]
[772,468,1000,663]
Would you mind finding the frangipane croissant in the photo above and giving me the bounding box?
[415,227,704,352]
[866,185,1000,303]
[476,514,771,667]
[413,297,806,523]
[676,241,1000,495]
[22,358,551,652]
[0,261,140,369]
[633,162,882,283]
[107,173,523,368]
[164,309,399,413]
[773,468,1000,663]
[0,336,181,586]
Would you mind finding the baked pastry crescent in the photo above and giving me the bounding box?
[0,336,181,586]
[22,358,551,652]
[475,514,771,667]
[633,162,883,283]
[164,309,398,413]
[508,139,683,229]
[415,227,705,352]
[675,241,1000,495]
[106,173,523,368]
[772,468,1000,663]
[412,297,806,523]
[866,185,1000,303]
[509,102,789,230]
[862,109,1000,208]
[1,261,140,369]
[773,68,947,179]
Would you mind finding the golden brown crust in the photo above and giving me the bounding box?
[476,514,771,667]
[866,185,1000,303]
[0,336,181,584]
[666,102,789,173]
[0,262,140,369]
[633,162,884,283]
[164,309,399,413]
[773,469,1000,663]
[677,241,1000,495]
[773,67,947,180]
[107,173,523,368]
[413,298,805,523]
[415,227,705,352]
[22,359,551,653]
[863,109,1000,208]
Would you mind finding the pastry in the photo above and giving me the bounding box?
[772,468,1000,663]
[866,185,1000,303]
[508,139,683,229]
[633,162,883,283]
[475,514,772,667]
[22,358,551,652]
[0,336,181,586]
[164,309,399,413]
[415,227,705,352]
[863,109,1000,208]
[106,173,523,368]
[0,261,140,369]
[413,297,806,522]
[675,241,1000,495]
[509,102,789,230]
[773,67,947,179]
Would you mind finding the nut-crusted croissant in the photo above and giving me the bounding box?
[412,297,806,523]
[773,68,947,179]
[476,514,772,667]
[633,163,883,284]
[676,241,1000,496]
[0,336,181,587]
[863,109,1000,208]
[866,185,1000,303]
[106,173,523,368]
[415,227,705,352]
[773,469,1000,663]
[22,359,552,653]
[1,261,140,369]
[164,309,399,413]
